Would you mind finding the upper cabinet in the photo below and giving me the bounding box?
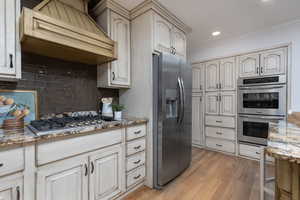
[154,13,187,59]
[93,4,131,88]
[205,57,236,92]
[260,48,287,76]
[220,57,236,91]
[0,0,21,81]
[238,47,287,78]
[192,63,205,92]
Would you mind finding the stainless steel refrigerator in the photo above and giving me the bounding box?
[153,53,192,189]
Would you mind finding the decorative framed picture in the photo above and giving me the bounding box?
[0,89,38,126]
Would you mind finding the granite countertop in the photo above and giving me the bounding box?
[0,117,148,148]
[266,113,300,163]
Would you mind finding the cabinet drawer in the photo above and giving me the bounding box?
[0,148,24,177]
[206,137,235,154]
[126,125,146,141]
[205,127,235,141]
[127,139,146,156]
[126,152,146,172]
[205,116,235,128]
[239,144,261,159]
[126,165,145,188]
[37,129,123,165]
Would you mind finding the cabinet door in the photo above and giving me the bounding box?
[260,48,287,76]
[192,63,205,92]
[205,92,219,115]
[171,27,186,59]
[220,57,236,91]
[110,12,131,86]
[220,91,236,116]
[192,94,204,146]
[36,156,88,200]
[238,53,260,78]
[154,14,172,53]
[205,61,219,92]
[89,145,123,200]
[0,175,22,200]
[0,0,18,76]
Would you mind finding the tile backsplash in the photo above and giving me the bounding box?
[0,0,118,116]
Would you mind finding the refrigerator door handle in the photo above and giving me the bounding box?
[177,77,183,124]
[180,77,185,124]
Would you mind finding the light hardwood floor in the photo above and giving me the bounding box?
[124,148,269,200]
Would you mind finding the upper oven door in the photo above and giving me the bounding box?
[238,84,286,116]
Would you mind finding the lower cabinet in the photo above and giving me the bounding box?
[36,144,123,200]
[0,174,23,200]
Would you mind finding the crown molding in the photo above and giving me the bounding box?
[92,0,130,20]
[130,0,192,33]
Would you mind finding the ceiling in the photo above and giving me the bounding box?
[114,0,300,49]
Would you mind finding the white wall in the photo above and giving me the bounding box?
[188,20,300,112]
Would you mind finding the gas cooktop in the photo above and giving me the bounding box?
[28,111,114,136]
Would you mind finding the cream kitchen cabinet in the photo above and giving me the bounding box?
[192,63,205,92]
[192,93,204,146]
[153,13,187,59]
[205,60,219,92]
[238,53,260,78]
[37,144,123,200]
[36,155,89,200]
[205,92,219,115]
[0,175,22,200]
[0,0,21,81]
[220,57,236,91]
[205,57,236,92]
[94,5,131,88]
[260,47,287,76]
[238,47,287,78]
[205,92,236,116]
[89,145,123,200]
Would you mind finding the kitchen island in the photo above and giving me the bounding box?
[266,113,300,200]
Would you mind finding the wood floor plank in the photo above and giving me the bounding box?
[124,148,270,200]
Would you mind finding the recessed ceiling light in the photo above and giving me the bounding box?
[212,31,221,36]
[261,0,272,2]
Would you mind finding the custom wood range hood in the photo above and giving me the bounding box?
[20,0,117,65]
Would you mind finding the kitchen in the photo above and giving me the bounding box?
[0,0,300,200]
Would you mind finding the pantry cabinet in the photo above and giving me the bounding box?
[192,94,204,146]
[220,57,236,91]
[36,155,89,200]
[153,13,187,59]
[192,63,205,92]
[89,145,123,200]
[0,175,22,200]
[205,61,219,92]
[93,5,131,88]
[0,0,21,80]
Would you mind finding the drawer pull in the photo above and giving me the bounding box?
[133,159,141,164]
[134,174,141,179]
[216,144,223,147]
[134,130,142,135]
[0,163,3,167]
[216,132,222,135]
[255,152,260,155]
[216,120,222,123]
[134,145,141,150]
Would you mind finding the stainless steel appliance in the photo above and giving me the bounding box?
[238,115,285,145]
[153,53,192,189]
[237,75,287,145]
[238,75,287,116]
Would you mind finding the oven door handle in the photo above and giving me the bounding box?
[239,85,285,90]
[239,115,285,120]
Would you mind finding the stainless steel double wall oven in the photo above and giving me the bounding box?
[238,75,287,145]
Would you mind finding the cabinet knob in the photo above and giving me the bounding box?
[9,54,13,68]
[133,159,141,164]
[134,145,141,150]
[134,130,142,135]
[134,174,141,179]
[112,72,116,80]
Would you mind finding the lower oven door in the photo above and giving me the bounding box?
[238,85,286,116]
[238,115,285,145]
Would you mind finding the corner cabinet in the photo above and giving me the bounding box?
[94,7,131,88]
[0,0,21,81]
[153,13,187,59]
